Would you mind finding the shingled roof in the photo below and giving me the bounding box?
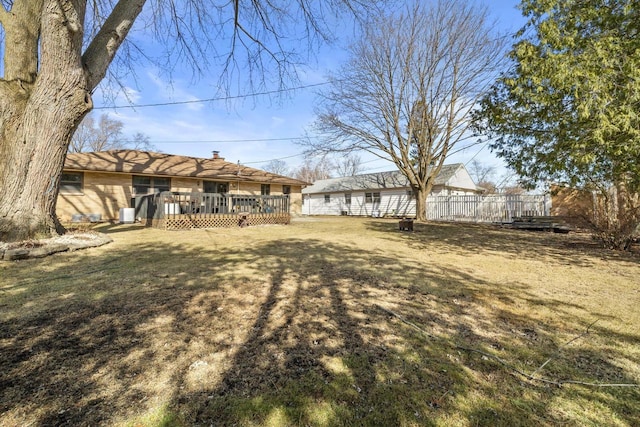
[64,150,309,186]
[302,164,468,194]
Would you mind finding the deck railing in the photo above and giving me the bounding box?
[156,192,289,218]
[133,192,291,229]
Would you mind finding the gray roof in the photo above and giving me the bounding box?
[303,163,465,194]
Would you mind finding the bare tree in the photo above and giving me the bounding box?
[69,113,123,152]
[262,159,290,176]
[293,157,334,183]
[497,172,527,195]
[129,132,155,151]
[69,113,155,152]
[0,1,379,242]
[334,153,363,177]
[468,159,497,193]
[478,181,498,194]
[468,160,496,185]
[306,0,507,220]
[68,115,98,154]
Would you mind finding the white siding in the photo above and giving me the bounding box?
[432,186,478,196]
[304,190,416,217]
[304,193,348,216]
[448,167,477,192]
[371,189,416,217]
[302,165,481,216]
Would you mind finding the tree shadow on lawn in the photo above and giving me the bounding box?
[177,239,640,426]
[366,219,640,267]
[0,237,638,426]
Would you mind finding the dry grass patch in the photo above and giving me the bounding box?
[1,217,639,426]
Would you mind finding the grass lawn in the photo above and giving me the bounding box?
[1,217,639,426]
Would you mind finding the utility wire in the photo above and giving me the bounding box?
[243,153,305,164]
[245,153,389,166]
[464,142,488,166]
[94,81,330,110]
[116,136,322,144]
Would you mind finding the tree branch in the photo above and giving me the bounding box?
[529,319,599,379]
[456,345,638,388]
[375,304,639,389]
[0,5,8,25]
[82,0,146,91]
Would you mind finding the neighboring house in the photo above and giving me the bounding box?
[302,163,481,217]
[58,150,308,227]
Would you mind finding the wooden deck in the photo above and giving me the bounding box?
[135,191,292,230]
[510,216,573,233]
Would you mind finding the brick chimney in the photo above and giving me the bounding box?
[212,150,222,160]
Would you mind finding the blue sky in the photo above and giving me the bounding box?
[92,1,527,178]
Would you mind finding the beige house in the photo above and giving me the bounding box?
[58,150,308,228]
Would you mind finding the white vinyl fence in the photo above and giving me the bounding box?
[426,194,550,223]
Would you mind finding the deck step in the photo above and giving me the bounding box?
[510,216,573,233]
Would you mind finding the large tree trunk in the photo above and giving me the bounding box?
[0,1,91,241]
[0,0,144,242]
[0,83,91,241]
[415,186,427,221]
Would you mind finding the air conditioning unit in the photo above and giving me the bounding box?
[119,208,135,224]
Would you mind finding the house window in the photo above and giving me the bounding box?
[282,185,291,195]
[132,175,171,195]
[204,181,228,193]
[344,193,351,205]
[261,184,271,196]
[365,192,381,203]
[132,176,151,195]
[154,177,170,193]
[324,194,331,203]
[60,172,83,194]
